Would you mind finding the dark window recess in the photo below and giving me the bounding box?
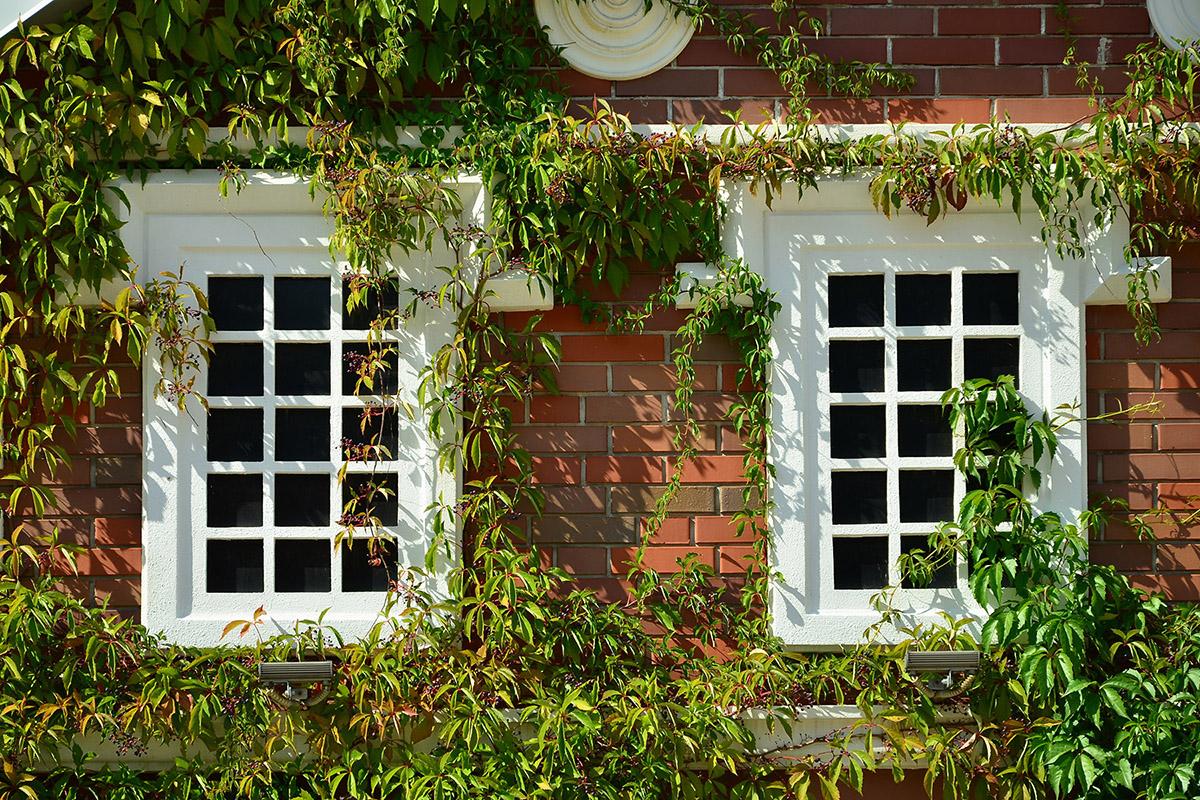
[831,471,887,524]
[208,343,264,397]
[897,339,951,391]
[275,277,332,331]
[833,537,889,589]
[900,535,957,589]
[342,474,399,526]
[342,343,400,396]
[828,275,884,327]
[276,408,331,461]
[276,343,331,395]
[342,538,398,592]
[343,276,400,330]
[208,276,263,331]
[898,405,952,457]
[829,340,884,393]
[342,407,399,461]
[206,540,264,593]
[965,338,1020,386]
[896,274,951,326]
[899,470,956,523]
[206,474,263,527]
[830,405,886,459]
[963,273,1019,325]
[275,474,331,526]
[207,408,264,462]
[275,539,331,592]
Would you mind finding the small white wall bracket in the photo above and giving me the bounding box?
[1084,256,1172,306]
[674,262,752,309]
[485,271,554,312]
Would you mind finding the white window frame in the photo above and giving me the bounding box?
[717,177,1148,646]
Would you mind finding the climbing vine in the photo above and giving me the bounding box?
[2,0,1200,799]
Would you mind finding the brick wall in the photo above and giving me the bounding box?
[1087,242,1200,602]
[558,0,1155,125]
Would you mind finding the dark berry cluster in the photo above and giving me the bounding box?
[99,725,147,758]
[220,693,250,717]
[337,512,371,527]
[448,224,486,248]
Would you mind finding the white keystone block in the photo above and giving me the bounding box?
[1085,256,1172,306]
[675,262,752,309]
[486,271,554,311]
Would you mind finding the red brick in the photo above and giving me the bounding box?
[508,306,607,333]
[53,578,91,603]
[528,395,581,424]
[612,545,714,574]
[530,456,583,485]
[514,426,608,453]
[94,396,142,424]
[807,99,886,124]
[1105,392,1200,420]
[612,424,718,453]
[1158,423,1200,451]
[499,397,526,424]
[1087,362,1155,390]
[1103,453,1200,481]
[564,577,633,604]
[673,98,777,125]
[615,69,719,97]
[561,335,664,363]
[532,516,637,543]
[939,68,1044,96]
[695,515,745,543]
[720,426,750,454]
[585,395,664,423]
[669,334,739,362]
[95,517,140,546]
[892,38,993,66]
[31,459,91,486]
[29,487,140,517]
[1087,423,1152,451]
[939,8,1041,35]
[829,7,933,35]
[606,99,669,124]
[1169,272,1200,299]
[1130,573,1200,602]
[586,456,665,483]
[94,578,142,607]
[673,455,748,484]
[999,36,1083,65]
[556,69,611,98]
[535,486,606,514]
[888,98,992,123]
[995,98,1096,123]
[1088,482,1154,508]
[613,364,718,392]
[60,427,141,455]
[11,518,91,546]
[65,547,141,576]
[1087,333,1101,360]
[1158,544,1200,572]
[718,545,757,574]
[556,547,609,576]
[1047,66,1129,96]
[802,37,889,64]
[1158,483,1200,510]
[723,69,786,98]
[643,517,691,544]
[1059,6,1151,35]
[1161,364,1200,390]
[668,394,738,422]
[548,365,608,393]
[675,38,760,68]
[1089,543,1153,572]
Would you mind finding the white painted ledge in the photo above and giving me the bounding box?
[487,271,554,311]
[1084,255,1172,306]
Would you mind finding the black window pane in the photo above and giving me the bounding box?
[207,408,264,462]
[898,405,952,457]
[965,338,1020,386]
[342,474,399,526]
[342,407,398,461]
[209,343,263,397]
[830,405,886,459]
[206,474,263,527]
[963,273,1019,325]
[833,537,889,589]
[828,275,884,328]
[275,474,331,526]
[899,470,955,523]
[208,277,263,332]
[829,340,884,393]
[207,540,264,593]
[343,276,400,330]
[275,277,331,331]
[276,408,331,462]
[275,539,331,593]
[342,538,397,592]
[276,343,331,395]
[897,339,951,391]
[832,471,887,524]
[343,343,400,396]
[896,274,951,326]
[901,535,957,589]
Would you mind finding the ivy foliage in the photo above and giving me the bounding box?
[1,0,1200,799]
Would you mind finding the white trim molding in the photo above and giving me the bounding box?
[533,0,695,80]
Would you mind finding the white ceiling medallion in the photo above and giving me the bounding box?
[534,0,696,81]
[1148,0,1200,50]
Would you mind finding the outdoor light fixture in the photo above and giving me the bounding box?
[258,660,335,708]
[903,650,981,700]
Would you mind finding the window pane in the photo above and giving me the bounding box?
[898,404,951,457]
[830,405,886,459]
[899,469,955,523]
[342,343,400,396]
[342,407,399,461]
[208,343,264,397]
[343,276,400,330]
[207,540,264,593]
[829,340,884,393]
[896,274,951,326]
[275,474,331,526]
[276,408,331,462]
[206,474,263,527]
[342,538,397,592]
[208,276,263,331]
[965,338,1020,386]
[342,474,399,526]
[828,275,884,327]
[207,408,264,462]
[275,539,331,592]
[900,535,957,589]
[832,471,887,524]
[833,537,889,589]
[275,277,331,331]
[897,339,951,391]
[276,343,331,395]
[963,273,1019,325]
